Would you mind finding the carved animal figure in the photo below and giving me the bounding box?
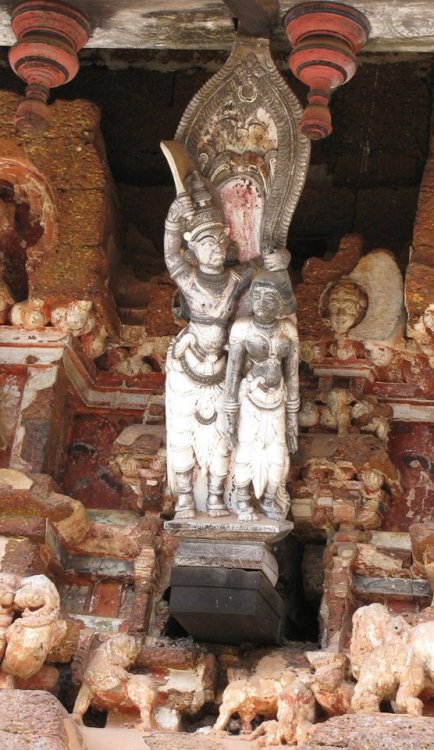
[306,651,354,716]
[214,654,291,733]
[350,603,434,715]
[249,674,316,746]
[1,573,66,682]
[72,634,158,731]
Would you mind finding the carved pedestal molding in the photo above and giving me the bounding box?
[284,1,370,139]
[8,0,90,130]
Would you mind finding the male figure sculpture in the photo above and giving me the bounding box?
[162,141,289,519]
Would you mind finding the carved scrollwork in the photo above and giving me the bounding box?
[176,35,310,261]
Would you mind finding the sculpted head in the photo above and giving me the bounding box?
[107,633,141,666]
[250,280,282,324]
[250,271,297,324]
[327,277,367,335]
[184,223,230,270]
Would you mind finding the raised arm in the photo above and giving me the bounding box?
[164,194,195,279]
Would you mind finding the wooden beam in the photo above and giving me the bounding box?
[0,2,434,51]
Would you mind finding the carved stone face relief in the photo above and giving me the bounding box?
[326,277,368,335]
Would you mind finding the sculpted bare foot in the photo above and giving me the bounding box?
[238,510,259,522]
[207,494,230,517]
[174,507,196,519]
[174,493,195,519]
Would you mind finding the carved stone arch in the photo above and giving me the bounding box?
[176,35,310,262]
[0,149,56,301]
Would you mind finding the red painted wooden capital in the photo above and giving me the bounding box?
[284,1,370,140]
[8,0,90,131]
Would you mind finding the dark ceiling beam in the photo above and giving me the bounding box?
[222,0,279,37]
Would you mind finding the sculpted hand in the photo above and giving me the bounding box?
[286,411,298,454]
[224,405,239,450]
[173,332,195,358]
[263,248,290,272]
[175,192,196,221]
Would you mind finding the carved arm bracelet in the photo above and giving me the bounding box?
[286,397,300,413]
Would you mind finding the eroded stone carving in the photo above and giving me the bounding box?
[10,297,49,329]
[224,271,299,521]
[299,390,393,442]
[324,250,405,355]
[214,654,313,737]
[50,299,96,337]
[73,633,158,731]
[350,603,434,715]
[0,573,66,685]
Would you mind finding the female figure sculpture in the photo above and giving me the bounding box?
[162,141,289,519]
[224,272,299,521]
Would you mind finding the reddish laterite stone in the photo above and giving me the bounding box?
[284,1,370,139]
[8,0,90,131]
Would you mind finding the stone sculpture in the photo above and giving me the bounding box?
[249,674,316,746]
[322,249,405,364]
[0,573,66,684]
[72,633,158,731]
[306,651,354,716]
[224,271,299,521]
[50,299,95,337]
[10,297,49,329]
[161,140,289,519]
[350,603,434,715]
[214,655,309,734]
[299,390,392,442]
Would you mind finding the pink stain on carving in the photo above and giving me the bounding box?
[219,178,264,263]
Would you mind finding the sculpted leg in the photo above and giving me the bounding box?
[208,473,230,517]
[396,663,425,716]
[127,674,158,731]
[174,469,195,518]
[260,486,281,521]
[72,682,92,722]
[234,485,259,522]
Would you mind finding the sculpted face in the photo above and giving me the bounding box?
[188,224,230,270]
[251,283,281,324]
[327,278,366,336]
[328,297,360,335]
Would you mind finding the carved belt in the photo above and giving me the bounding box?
[190,315,228,328]
[179,352,226,386]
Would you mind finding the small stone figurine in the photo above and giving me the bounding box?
[161,140,289,519]
[224,271,299,521]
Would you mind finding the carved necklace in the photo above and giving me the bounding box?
[196,268,228,291]
[253,319,277,335]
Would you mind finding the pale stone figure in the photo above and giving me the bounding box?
[326,277,367,336]
[162,142,289,518]
[50,299,95,336]
[73,634,158,731]
[1,573,66,682]
[10,298,49,329]
[214,655,315,744]
[224,272,299,521]
[350,603,434,715]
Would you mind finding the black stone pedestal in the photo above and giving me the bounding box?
[169,566,285,645]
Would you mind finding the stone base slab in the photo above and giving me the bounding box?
[174,539,279,586]
[164,513,293,543]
